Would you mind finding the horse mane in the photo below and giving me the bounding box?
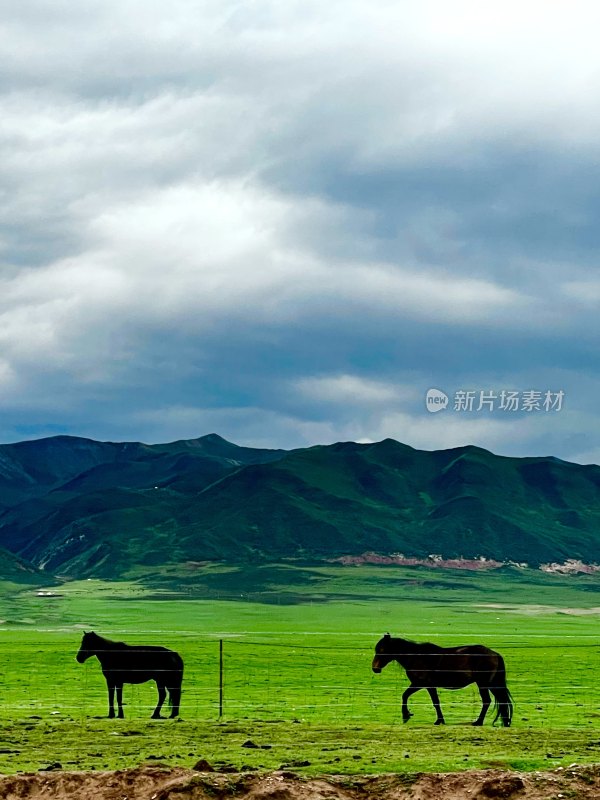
[387,636,445,653]
[416,641,445,653]
[85,631,128,649]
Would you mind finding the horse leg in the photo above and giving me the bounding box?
[152,684,167,719]
[116,685,124,718]
[401,685,421,723]
[107,684,116,719]
[426,687,445,725]
[168,685,181,718]
[473,686,491,726]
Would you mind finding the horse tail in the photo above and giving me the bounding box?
[490,655,513,727]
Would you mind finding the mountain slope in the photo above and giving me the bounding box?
[172,440,600,566]
[0,435,598,578]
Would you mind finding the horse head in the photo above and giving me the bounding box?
[76,630,97,663]
[372,632,394,673]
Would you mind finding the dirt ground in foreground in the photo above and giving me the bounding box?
[0,764,598,800]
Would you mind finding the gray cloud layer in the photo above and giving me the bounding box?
[1,1,599,462]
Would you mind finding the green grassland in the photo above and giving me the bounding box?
[0,564,598,775]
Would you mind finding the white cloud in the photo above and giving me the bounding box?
[0,169,542,399]
[570,446,600,466]
[294,374,414,406]
[562,280,600,308]
[0,358,19,397]
[4,2,600,155]
[334,264,529,325]
[353,408,571,461]
[0,0,598,458]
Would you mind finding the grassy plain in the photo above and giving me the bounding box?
[0,564,598,775]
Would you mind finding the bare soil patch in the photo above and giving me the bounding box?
[474,603,600,615]
[0,764,597,800]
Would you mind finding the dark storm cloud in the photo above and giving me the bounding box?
[1,0,599,462]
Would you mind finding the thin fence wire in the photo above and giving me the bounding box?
[0,634,597,726]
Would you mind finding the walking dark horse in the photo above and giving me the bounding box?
[76,631,183,719]
[372,633,513,726]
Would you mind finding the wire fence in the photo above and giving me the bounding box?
[0,633,598,727]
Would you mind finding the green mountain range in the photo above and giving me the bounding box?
[0,434,598,580]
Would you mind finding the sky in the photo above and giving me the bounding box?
[1,0,599,463]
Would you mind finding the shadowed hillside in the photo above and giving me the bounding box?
[0,435,598,578]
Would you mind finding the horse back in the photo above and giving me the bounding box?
[405,644,502,689]
[98,645,183,681]
[443,644,504,685]
[453,644,504,668]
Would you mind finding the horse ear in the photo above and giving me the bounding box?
[384,632,391,639]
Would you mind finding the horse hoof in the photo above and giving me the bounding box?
[472,721,483,726]
[434,720,445,725]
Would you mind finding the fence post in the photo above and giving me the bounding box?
[219,639,223,718]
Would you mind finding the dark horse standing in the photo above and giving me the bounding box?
[76,631,183,719]
[372,633,513,726]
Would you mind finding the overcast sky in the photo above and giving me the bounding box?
[1,1,599,463]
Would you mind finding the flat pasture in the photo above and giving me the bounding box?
[0,565,597,774]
